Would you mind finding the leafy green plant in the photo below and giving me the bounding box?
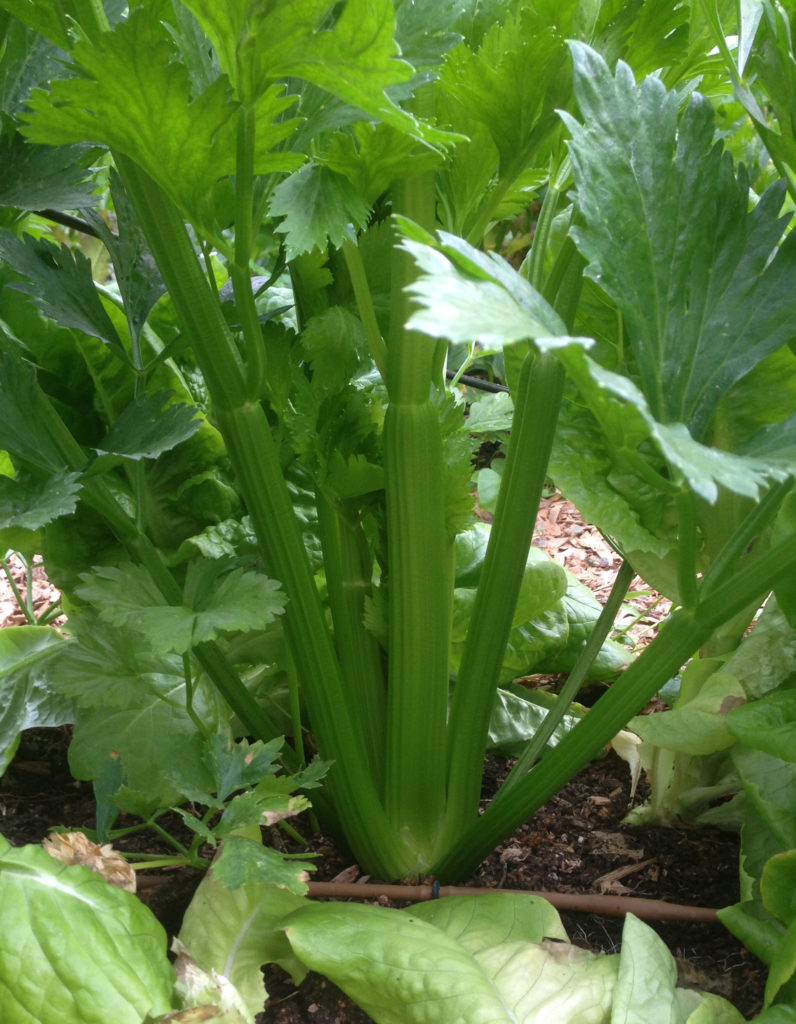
[0,848,745,1024]
[0,0,794,896]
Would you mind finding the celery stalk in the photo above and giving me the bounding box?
[116,155,413,878]
[382,175,451,863]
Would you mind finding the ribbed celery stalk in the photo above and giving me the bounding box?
[230,103,267,401]
[115,154,412,878]
[441,348,564,845]
[441,229,584,846]
[316,492,387,791]
[383,173,452,864]
[434,520,796,882]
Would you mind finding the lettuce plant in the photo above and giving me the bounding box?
[0,843,744,1024]
[0,0,794,893]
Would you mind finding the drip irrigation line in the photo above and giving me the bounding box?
[307,881,719,922]
[446,370,509,393]
[35,209,103,238]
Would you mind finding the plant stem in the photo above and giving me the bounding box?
[442,348,565,844]
[231,102,267,399]
[0,554,35,625]
[382,174,451,865]
[432,525,796,881]
[500,558,635,792]
[341,237,387,378]
[316,492,386,790]
[115,154,411,877]
[433,607,709,881]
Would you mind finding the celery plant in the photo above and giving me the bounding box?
[0,0,795,886]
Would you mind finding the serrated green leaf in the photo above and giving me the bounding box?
[205,734,284,803]
[20,9,301,234]
[0,0,73,48]
[438,9,570,178]
[180,0,450,146]
[94,391,201,461]
[0,838,174,1023]
[554,345,782,503]
[268,164,370,258]
[0,133,98,210]
[0,13,71,115]
[0,469,81,530]
[323,121,442,207]
[564,42,796,443]
[68,677,215,814]
[0,352,68,472]
[76,559,285,655]
[84,169,166,343]
[0,230,127,356]
[398,221,589,350]
[212,836,312,894]
[45,612,185,709]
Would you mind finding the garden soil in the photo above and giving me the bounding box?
[0,499,766,1021]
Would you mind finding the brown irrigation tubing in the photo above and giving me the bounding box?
[307,881,719,923]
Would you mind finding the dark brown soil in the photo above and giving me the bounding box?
[0,728,765,1023]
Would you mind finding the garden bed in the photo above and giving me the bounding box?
[0,505,765,1021]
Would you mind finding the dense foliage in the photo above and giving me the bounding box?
[0,0,795,1020]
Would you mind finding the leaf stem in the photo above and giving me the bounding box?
[341,237,387,379]
[500,558,635,792]
[232,102,267,399]
[442,348,565,843]
[381,168,452,865]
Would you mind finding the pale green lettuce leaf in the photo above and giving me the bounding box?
[629,670,745,757]
[762,850,796,927]
[407,892,568,947]
[0,625,70,775]
[0,837,174,1023]
[171,938,251,1023]
[179,874,307,1018]
[723,598,796,700]
[727,690,796,762]
[284,899,619,1024]
[487,686,582,759]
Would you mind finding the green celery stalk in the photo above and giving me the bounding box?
[442,348,565,845]
[115,154,413,878]
[315,492,387,792]
[434,519,796,882]
[382,173,452,864]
